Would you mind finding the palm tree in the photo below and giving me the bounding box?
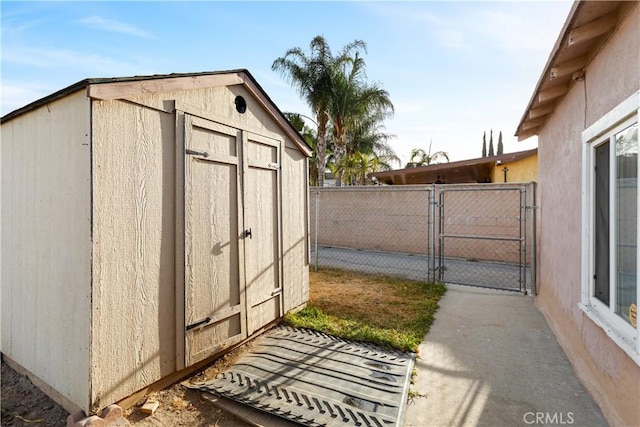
[347,108,399,169]
[405,140,450,168]
[285,113,320,185]
[272,36,366,187]
[328,52,394,185]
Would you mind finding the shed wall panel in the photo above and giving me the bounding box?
[89,90,309,408]
[91,100,176,409]
[0,90,91,411]
[125,85,284,140]
[536,5,639,426]
[282,146,309,311]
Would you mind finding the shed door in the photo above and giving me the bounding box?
[182,114,283,367]
[184,116,246,367]
[243,132,283,335]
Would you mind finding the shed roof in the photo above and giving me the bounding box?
[515,1,634,140]
[369,148,537,185]
[1,69,312,157]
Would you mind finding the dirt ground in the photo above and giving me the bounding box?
[1,345,254,427]
[1,361,69,426]
[1,269,417,427]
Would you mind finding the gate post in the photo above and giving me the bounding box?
[529,182,537,295]
[428,185,436,283]
[438,186,445,283]
[314,188,319,271]
[520,185,527,294]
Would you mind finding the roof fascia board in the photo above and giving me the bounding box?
[87,73,245,100]
[514,0,583,136]
[371,149,537,178]
[240,73,313,157]
[1,80,90,123]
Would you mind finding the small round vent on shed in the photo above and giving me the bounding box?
[235,96,247,114]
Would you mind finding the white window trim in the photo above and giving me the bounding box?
[581,90,640,365]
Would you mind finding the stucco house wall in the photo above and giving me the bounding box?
[534,4,639,425]
[491,152,538,183]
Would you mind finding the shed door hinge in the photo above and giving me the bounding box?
[186,316,211,331]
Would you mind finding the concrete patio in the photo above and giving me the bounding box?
[404,284,607,427]
[204,282,607,427]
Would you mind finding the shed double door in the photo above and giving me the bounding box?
[182,114,282,367]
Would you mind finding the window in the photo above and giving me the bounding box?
[582,91,639,364]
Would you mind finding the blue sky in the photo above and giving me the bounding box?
[1,1,573,164]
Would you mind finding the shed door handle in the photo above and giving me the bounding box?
[186,149,209,158]
[245,228,252,239]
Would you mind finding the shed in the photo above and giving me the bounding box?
[1,70,311,414]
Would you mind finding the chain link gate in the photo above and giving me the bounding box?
[436,184,532,293]
[310,183,536,294]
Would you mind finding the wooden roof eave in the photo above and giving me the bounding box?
[370,148,538,184]
[515,1,625,140]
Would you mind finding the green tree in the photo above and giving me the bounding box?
[482,131,487,157]
[285,113,320,185]
[405,141,450,167]
[488,129,495,156]
[346,110,399,172]
[497,131,504,155]
[332,152,391,186]
[272,36,366,187]
[328,51,394,186]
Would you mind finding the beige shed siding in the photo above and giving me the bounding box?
[91,99,177,409]
[124,84,285,140]
[89,85,309,408]
[535,5,639,426]
[0,90,92,411]
[282,145,309,312]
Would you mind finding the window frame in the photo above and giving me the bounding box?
[580,91,640,364]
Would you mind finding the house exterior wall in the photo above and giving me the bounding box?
[491,153,538,183]
[535,5,640,426]
[90,84,309,410]
[1,90,92,412]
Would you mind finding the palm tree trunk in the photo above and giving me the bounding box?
[316,113,328,187]
[316,139,326,187]
[333,135,347,187]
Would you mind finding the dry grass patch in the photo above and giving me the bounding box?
[284,268,445,352]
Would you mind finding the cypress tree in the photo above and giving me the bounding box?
[497,131,504,155]
[488,129,495,156]
[482,131,487,157]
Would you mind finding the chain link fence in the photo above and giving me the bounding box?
[310,183,536,293]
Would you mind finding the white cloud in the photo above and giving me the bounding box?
[361,2,571,59]
[78,15,156,39]
[2,45,151,76]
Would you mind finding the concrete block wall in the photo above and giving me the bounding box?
[310,184,534,265]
